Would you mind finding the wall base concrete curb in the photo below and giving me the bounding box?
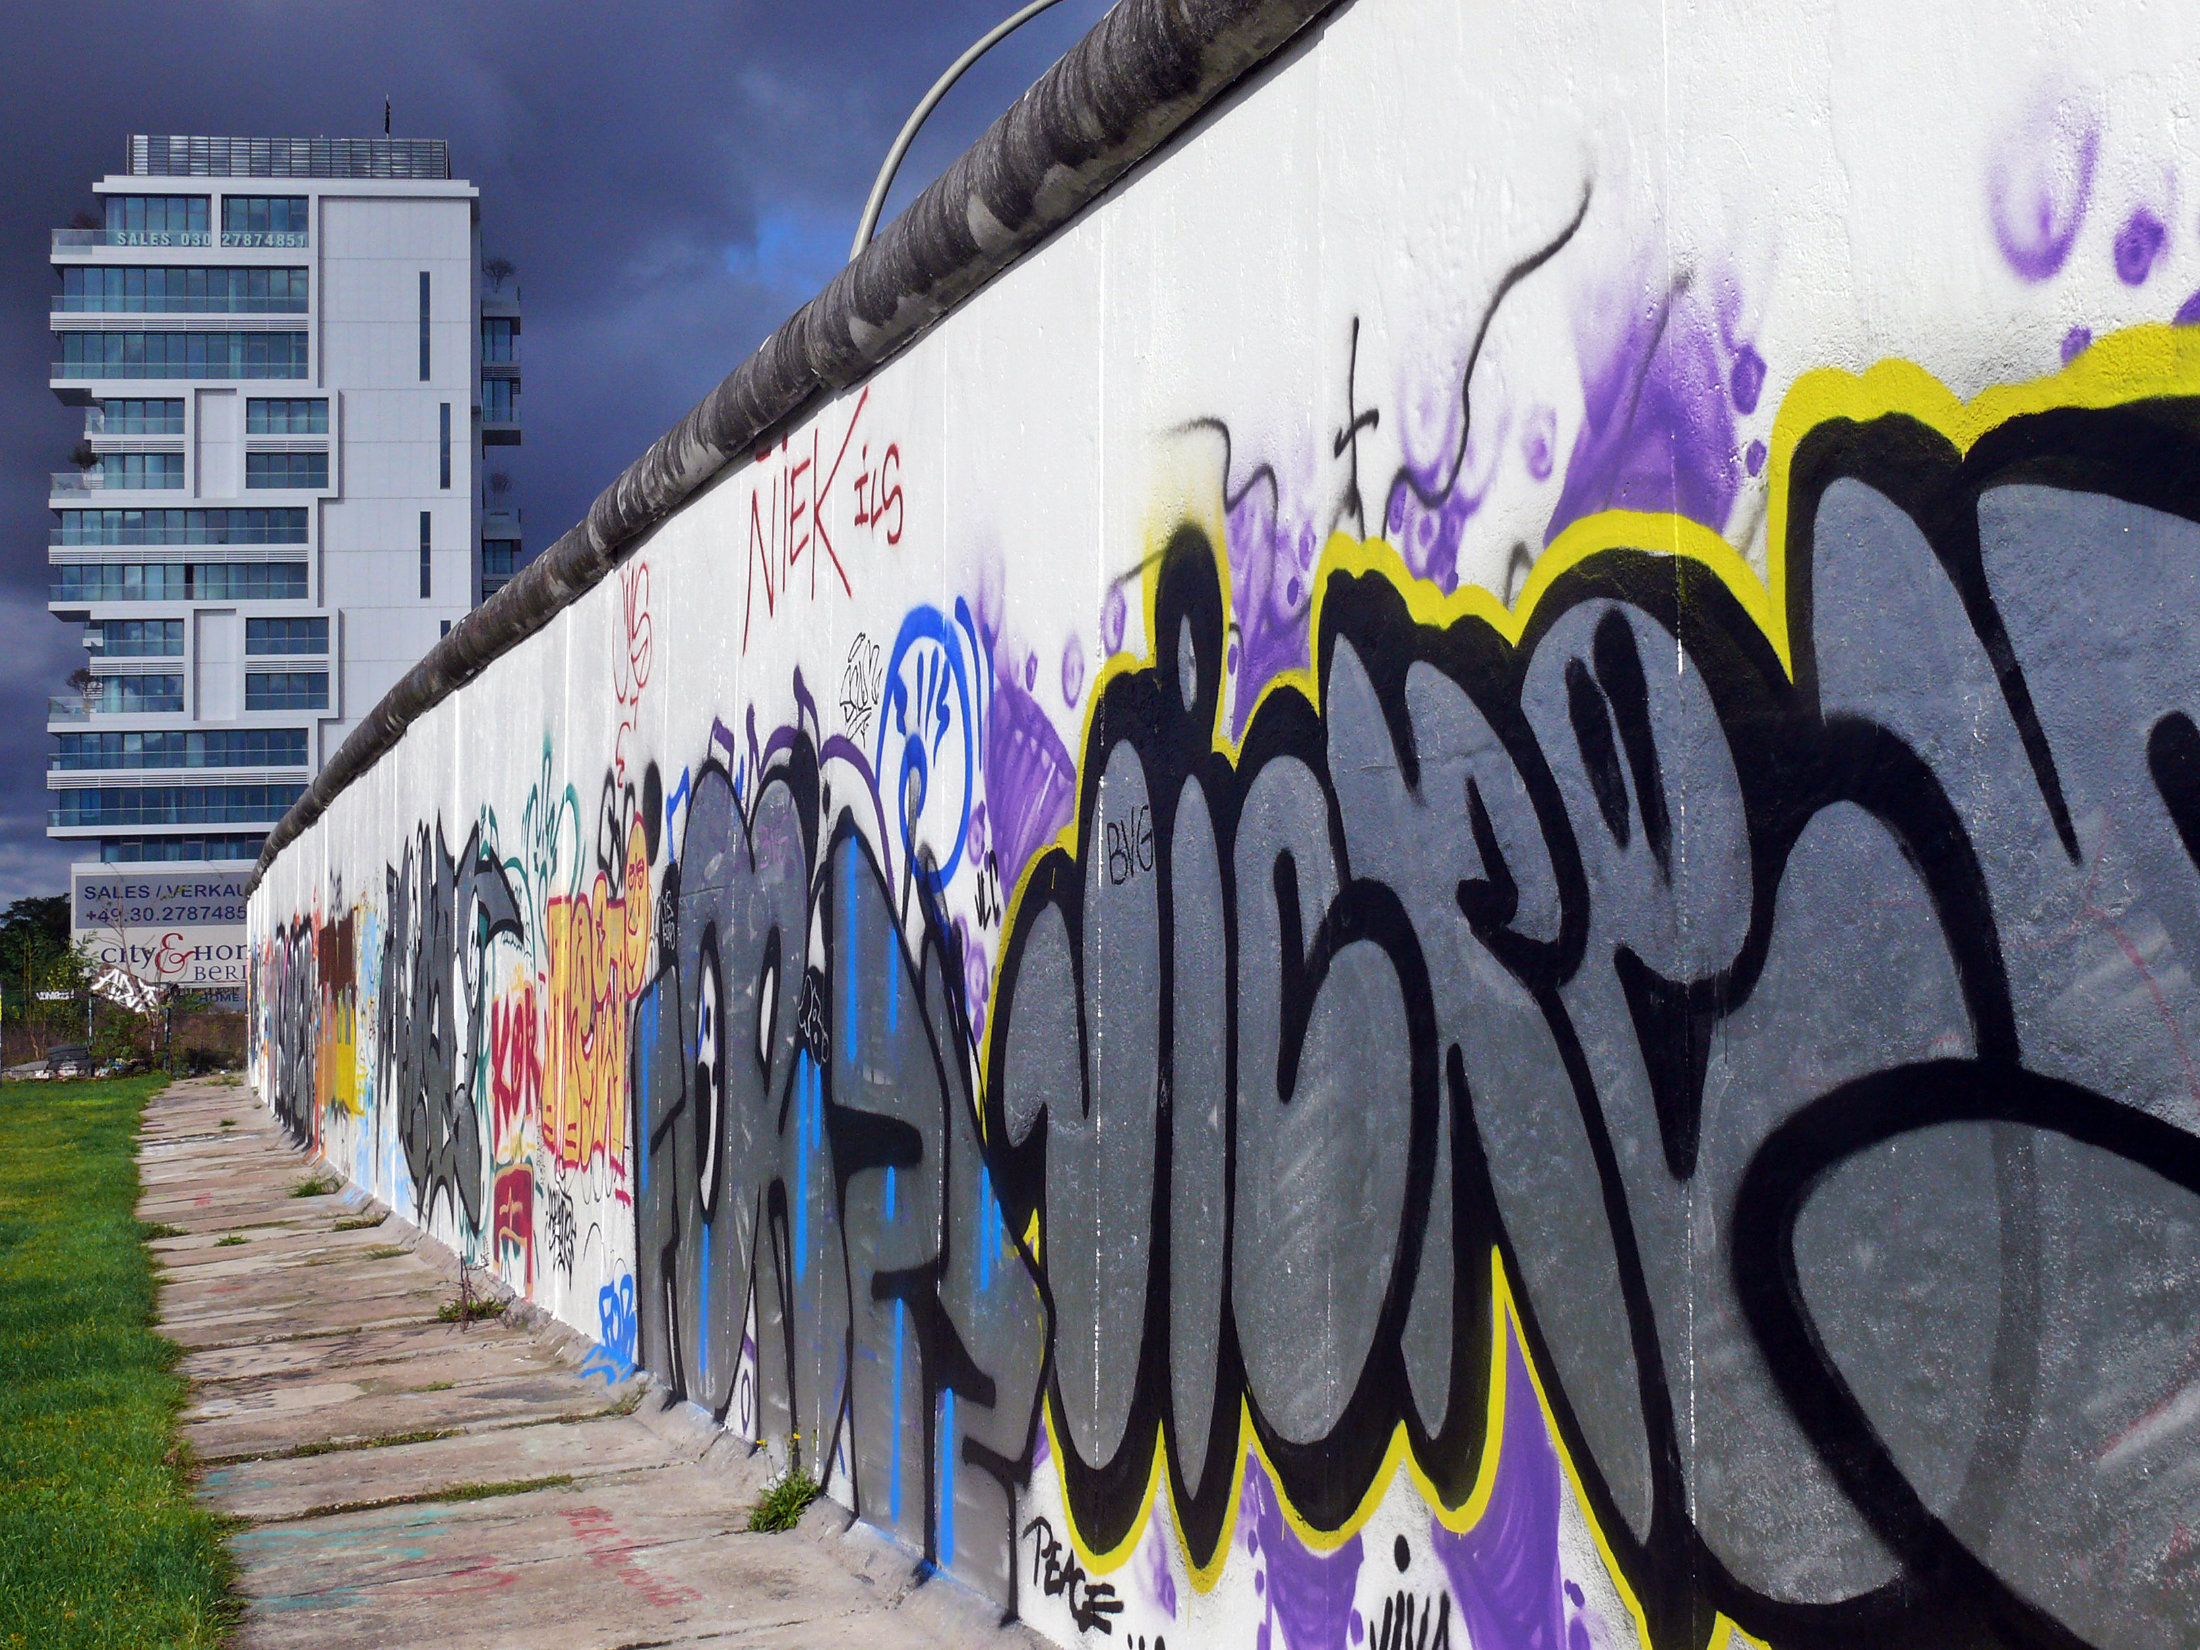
[294,1141,1054,1649]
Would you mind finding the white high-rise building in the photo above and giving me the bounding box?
[46,135,524,993]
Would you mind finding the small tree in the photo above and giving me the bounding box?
[2,897,80,1061]
[482,255,515,293]
[89,997,144,1068]
[86,957,164,1069]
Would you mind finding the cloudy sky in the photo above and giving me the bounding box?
[0,0,1113,904]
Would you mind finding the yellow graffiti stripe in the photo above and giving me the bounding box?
[1041,1248,1681,1646]
[985,324,2200,1635]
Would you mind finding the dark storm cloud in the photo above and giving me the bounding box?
[0,0,1109,902]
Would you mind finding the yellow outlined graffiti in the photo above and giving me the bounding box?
[983,323,2200,1635]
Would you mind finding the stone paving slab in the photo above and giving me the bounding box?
[160,1290,460,1352]
[200,1417,678,1523]
[179,1321,540,1383]
[143,1079,1047,1650]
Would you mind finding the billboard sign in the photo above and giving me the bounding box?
[71,869,251,998]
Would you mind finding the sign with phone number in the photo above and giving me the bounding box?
[72,868,251,989]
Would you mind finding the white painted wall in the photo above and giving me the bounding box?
[253,5,2200,1646]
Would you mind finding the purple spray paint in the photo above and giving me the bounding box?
[1545,273,1742,543]
[1728,343,1766,416]
[1061,636,1085,707]
[1987,94,2098,282]
[1383,359,1510,594]
[982,665,1074,890]
[1242,1455,1364,1650]
[1428,1328,1572,1650]
[2116,206,2168,285]
[1523,404,1558,482]
[1224,478,1320,737]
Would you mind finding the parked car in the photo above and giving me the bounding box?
[45,1044,92,1079]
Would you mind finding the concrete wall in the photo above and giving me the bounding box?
[249,2,2200,1645]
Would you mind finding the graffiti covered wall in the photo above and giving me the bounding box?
[252,4,2200,1645]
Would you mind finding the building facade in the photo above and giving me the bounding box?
[47,135,523,996]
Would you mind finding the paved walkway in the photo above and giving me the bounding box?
[139,1079,1043,1650]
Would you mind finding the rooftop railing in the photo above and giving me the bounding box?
[129,134,449,180]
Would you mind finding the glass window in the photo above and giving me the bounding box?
[481,378,516,422]
[220,196,309,247]
[90,453,185,490]
[245,451,328,490]
[440,402,451,488]
[94,399,186,435]
[244,672,328,711]
[87,675,185,713]
[91,619,185,657]
[100,834,266,864]
[418,271,431,380]
[419,511,432,598]
[245,617,328,655]
[54,331,308,380]
[246,398,327,435]
[53,784,303,827]
[53,563,309,603]
[480,539,523,600]
[480,318,518,362]
[52,729,309,770]
[101,195,210,245]
[55,508,308,545]
[58,267,307,313]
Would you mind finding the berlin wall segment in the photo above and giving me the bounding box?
[249,8,2200,1648]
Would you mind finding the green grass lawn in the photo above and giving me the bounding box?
[0,1077,234,1647]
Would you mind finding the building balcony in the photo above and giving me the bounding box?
[50,507,310,547]
[47,697,90,725]
[53,357,309,381]
[84,405,186,438]
[54,295,309,315]
[50,782,305,831]
[50,765,308,786]
[51,470,186,496]
[480,387,521,446]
